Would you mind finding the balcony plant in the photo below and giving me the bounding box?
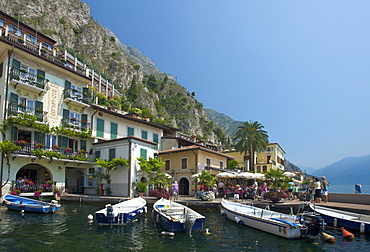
[70,118,77,121]
[17,140,27,146]
[133,180,147,196]
[18,37,24,43]
[52,144,59,150]
[263,191,288,203]
[64,147,72,153]
[34,189,43,198]
[11,189,21,195]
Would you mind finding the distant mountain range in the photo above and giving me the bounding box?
[313,155,370,185]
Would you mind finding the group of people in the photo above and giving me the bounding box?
[217,179,261,200]
[309,176,330,203]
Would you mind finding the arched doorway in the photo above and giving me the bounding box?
[179,177,189,195]
[15,164,53,192]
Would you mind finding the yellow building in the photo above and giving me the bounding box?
[158,145,234,196]
[224,143,285,172]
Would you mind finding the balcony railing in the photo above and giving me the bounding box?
[63,88,91,105]
[13,141,94,163]
[61,118,90,131]
[11,180,56,193]
[8,103,48,123]
[10,67,46,90]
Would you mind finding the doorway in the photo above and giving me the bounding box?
[179,177,189,195]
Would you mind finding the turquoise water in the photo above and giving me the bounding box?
[0,202,369,251]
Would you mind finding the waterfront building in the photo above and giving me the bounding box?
[158,145,234,196]
[225,143,285,172]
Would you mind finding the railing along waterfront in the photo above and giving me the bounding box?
[10,180,56,193]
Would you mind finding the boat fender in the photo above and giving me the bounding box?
[220,209,226,216]
[139,210,144,214]
[87,214,93,220]
[333,218,337,227]
[234,216,243,225]
[322,232,336,243]
[360,222,365,233]
[156,213,159,223]
[131,213,136,217]
[205,228,211,235]
[106,206,114,220]
[341,227,354,240]
[161,231,175,236]
[144,206,148,213]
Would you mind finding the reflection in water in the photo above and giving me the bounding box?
[0,203,369,251]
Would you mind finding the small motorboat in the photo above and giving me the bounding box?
[221,199,324,240]
[2,194,61,213]
[152,198,205,234]
[95,197,147,225]
[309,203,370,233]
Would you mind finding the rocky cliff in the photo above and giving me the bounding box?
[1,0,226,143]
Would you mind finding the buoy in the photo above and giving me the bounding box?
[341,227,354,239]
[360,222,365,233]
[322,232,336,242]
[205,228,210,235]
[161,231,175,236]
[333,218,337,227]
[20,210,25,216]
[87,214,93,220]
[220,209,226,216]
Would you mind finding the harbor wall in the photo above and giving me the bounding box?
[328,193,370,205]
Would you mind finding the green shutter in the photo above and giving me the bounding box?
[80,140,86,151]
[64,80,71,98]
[11,59,20,80]
[62,109,69,127]
[58,136,69,149]
[9,93,18,114]
[10,92,18,105]
[0,62,3,78]
[11,126,18,141]
[36,69,45,88]
[82,87,89,103]
[140,148,147,160]
[142,131,148,140]
[97,118,104,138]
[128,127,134,137]
[111,122,117,139]
[34,131,45,144]
[153,133,159,150]
[35,101,43,122]
[109,148,116,161]
[95,150,101,160]
[81,114,88,130]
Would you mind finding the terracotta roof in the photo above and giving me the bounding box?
[158,145,234,159]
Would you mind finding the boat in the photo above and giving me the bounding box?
[221,199,324,240]
[308,203,370,233]
[95,197,147,225]
[152,198,205,234]
[2,194,61,213]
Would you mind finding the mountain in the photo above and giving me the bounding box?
[313,155,370,185]
[205,108,243,137]
[0,0,227,143]
[284,160,303,173]
[298,165,317,175]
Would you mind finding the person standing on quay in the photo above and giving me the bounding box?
[218,181,224,197]
[172,181,179,201]
[313,177,322,203]
[321,176,330,203]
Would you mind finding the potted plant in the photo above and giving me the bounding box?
[134,180,147,197]
[263,191,288,203]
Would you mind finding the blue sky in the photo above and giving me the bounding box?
[86,0,370,170]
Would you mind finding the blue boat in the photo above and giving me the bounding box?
[309,203,370,233]
[152,198,205,234]
[2,194,61,213]
[95,197,147,225]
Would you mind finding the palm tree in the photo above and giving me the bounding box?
[233,121,268,172]
[264,169,286,189]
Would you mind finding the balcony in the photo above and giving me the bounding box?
[10,67,48,95]
[63,88,91,107]
[12,142,94,163]
[61,117,90,131]
[8,103,48,123]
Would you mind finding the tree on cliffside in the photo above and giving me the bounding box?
[233,121,268,172]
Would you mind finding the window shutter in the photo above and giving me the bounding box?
[35,101,43,122]
[96,118,104,138]
[12,58,20,78]
[11,126,18,141]
[140,148,147,160]
[34,131,45,144]
[153,133,159,150]
[81,114,88,130]
[82,87,89,103]
[58,136,69,149]
[142,131,148,140]
[80,140,86,151]
[10,92,18,105]
[64,80,71,98]
[95,150,101,160]
[109,148,116,161]
[128,127,134,137]
[111,122,117,139]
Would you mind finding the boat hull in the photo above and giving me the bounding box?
[2,194,61,213]
[221,199,304,239]
[95,197,146,225]
[309,204,370,233]
[152,198,205,232]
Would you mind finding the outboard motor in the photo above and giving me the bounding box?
[300,214,325,241]
[106,204,114,225]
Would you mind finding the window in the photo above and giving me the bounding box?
[18,97,34,113]
[9,25,22,36]
[206,158,211,167]
[42,42,52,51]
[257,166,261,173]
[0,19,4,27]
[165,160,171,171]
[141,130,148,140]
[220,161,224,169]
[46,135,56,150]
[263,166,267,172]
[26,34,37,44]
[153,133,159,150]
[95,150,101,160]
[109,148,116,161]
[140,148,147,160]
[181,158,188,169]
[111,122,117,139]
[127,127,134,137]
[70,112,80,125]
[96,118,104,138]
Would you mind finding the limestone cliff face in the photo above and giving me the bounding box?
[0,0,220,141]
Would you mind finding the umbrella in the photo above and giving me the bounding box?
[215,172,236,178]
[236,172,265,179]
[191,173,201,178]
[164,173,172,178]
[284,172,296,178]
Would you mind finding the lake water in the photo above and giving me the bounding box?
[0,202,369,251]
[329,184,370,194]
